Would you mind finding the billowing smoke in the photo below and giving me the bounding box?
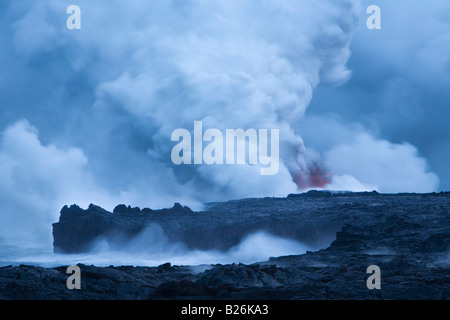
[0,0,361,247]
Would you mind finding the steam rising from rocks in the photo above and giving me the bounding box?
[0,0,440,252]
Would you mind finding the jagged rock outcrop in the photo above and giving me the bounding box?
[53,191,450,256]
[52,202,194,252]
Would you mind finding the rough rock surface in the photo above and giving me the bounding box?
[1,191,449,299]
[52,190,394,253]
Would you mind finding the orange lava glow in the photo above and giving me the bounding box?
[290,162,331,190]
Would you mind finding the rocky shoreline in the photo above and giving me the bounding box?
[1,191,449,299]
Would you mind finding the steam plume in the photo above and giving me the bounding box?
[0,0,360,245]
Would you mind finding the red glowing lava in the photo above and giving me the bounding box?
[290,162,331,190]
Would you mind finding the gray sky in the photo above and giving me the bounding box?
[297,0,449,191]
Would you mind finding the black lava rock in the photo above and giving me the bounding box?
[1,191,449,300]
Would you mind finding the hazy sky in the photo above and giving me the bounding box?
[297,0,449,192]
[0,0,448,246]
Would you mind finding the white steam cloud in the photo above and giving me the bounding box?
[296,114,440,193]
[325,133,439,193]
[0,0,362,248]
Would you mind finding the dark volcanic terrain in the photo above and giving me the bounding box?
[1,191,449,299]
